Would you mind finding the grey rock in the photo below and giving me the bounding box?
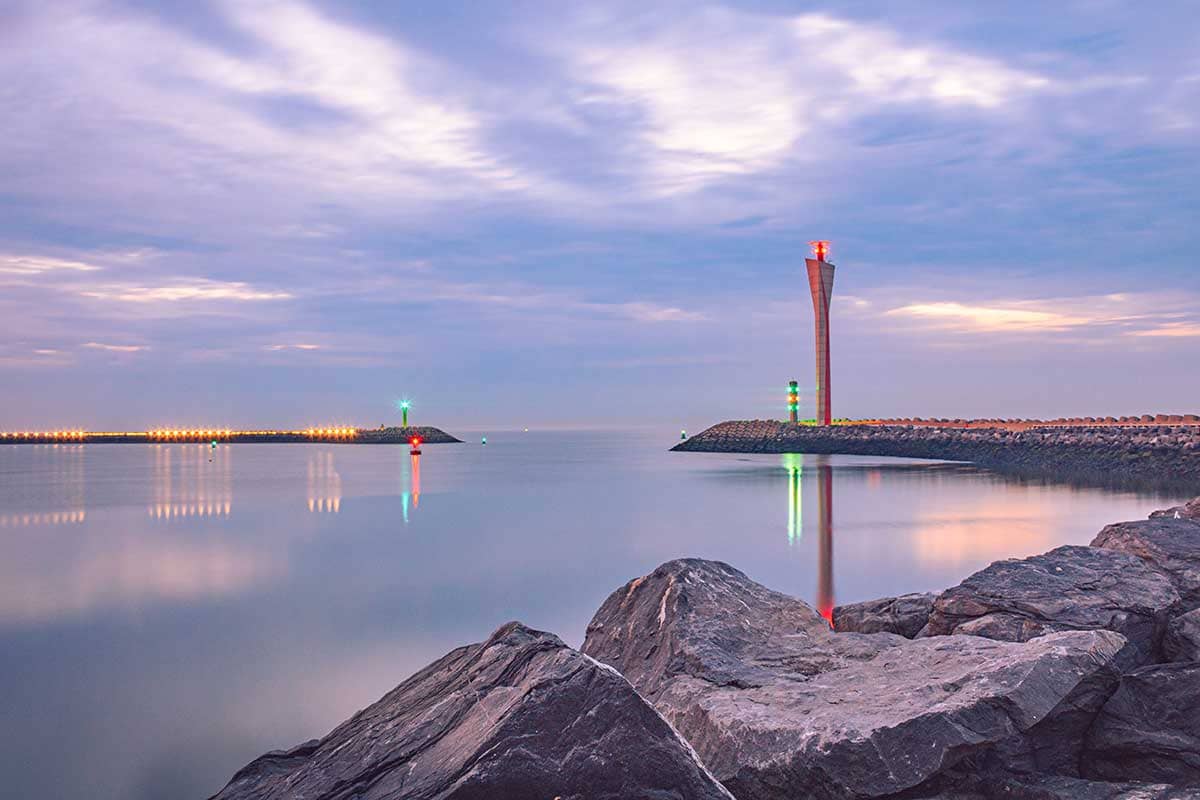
[1085,662,1200,786]
[919,545,1178,664]
[581,558,1130,800]
[941,773,1196,799]
[1164,609,1200,662]
[1093,518,1200,609]
[832,592,934,638]
[1150,497,1200,521]
[211,621,733,800]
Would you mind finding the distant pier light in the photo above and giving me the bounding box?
[398,400,411,428]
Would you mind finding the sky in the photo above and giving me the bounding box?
[1,0,1198,430]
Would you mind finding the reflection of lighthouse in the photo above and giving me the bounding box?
[782,454,834,622]
[815,460,834,624]
[401,452,421,523]
[784,453,802,543]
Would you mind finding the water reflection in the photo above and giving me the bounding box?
[784,453,801,543]
[815,460,834,623]
[401,453,421,523]
[0,444,86,527]
[0,436,1187,800]
[150,445,232,519]
[307,452,342,513]
[782,454,834,621]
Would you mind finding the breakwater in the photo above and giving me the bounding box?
[674,420,1200,491]
[0,426,462,445]
[215,498,1200,798]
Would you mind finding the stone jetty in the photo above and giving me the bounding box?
[214,498,1200,799]
[674,420,1200,490]
[211,622,732,800]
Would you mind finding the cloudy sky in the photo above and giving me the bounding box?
[1,0,1197,429]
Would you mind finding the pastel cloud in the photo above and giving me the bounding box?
[78,280,292,303]
[567,8,1050,193]
[887,301,1091,333]
[82,342,146,352]
[0,255,101,275]
[884,292,1200,339]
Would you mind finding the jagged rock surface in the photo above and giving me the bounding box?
[1150,497,1200,521]
[1093,518,1200,610]
[832,592,934,638]
[581,558,1129,800]
[1084,663,1200,787]
[929,773,1197,799]
[1164,609,1200,663]
[919,545,1178,663]
[211,622,733,800]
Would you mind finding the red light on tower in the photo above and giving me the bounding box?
[805,240,836,426]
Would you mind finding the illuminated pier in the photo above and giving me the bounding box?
[0,425,461,445]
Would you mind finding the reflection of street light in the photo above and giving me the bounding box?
[398,400,410,427]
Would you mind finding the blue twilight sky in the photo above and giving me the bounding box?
[1,0,1198,430]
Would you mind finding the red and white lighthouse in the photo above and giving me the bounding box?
[805,241,835,426]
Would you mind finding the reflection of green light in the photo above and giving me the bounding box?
[783,453,802,544]
[400,454,410,524]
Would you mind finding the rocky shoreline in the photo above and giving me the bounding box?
[212,498,1200,799]
[674,420,1200,492]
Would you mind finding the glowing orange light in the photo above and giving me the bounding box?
[809,240,830,261]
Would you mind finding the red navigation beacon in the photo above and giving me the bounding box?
[809,240,830,262]
[409,435,423,455]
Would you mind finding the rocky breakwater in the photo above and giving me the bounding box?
[215,497,1200,799]
[674,420,1200,490]
[581,559,1128,799]
[355,425,462,444]
[831,501,1200,793]
[211,621,732,800]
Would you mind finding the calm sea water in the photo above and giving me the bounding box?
[0,432,1187,799]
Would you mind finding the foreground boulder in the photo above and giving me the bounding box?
[1150,497,1200,521]
[582,559,1129,800]
[919,545,1178,663]
[1093,518,1200,610]
[1084,662,1200,786]
[939,773,1194,799]
[211,621,733,800]
[831,592,934,638]
[1164,609,1200,663]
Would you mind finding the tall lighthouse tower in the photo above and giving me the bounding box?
[805,241,836,426]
